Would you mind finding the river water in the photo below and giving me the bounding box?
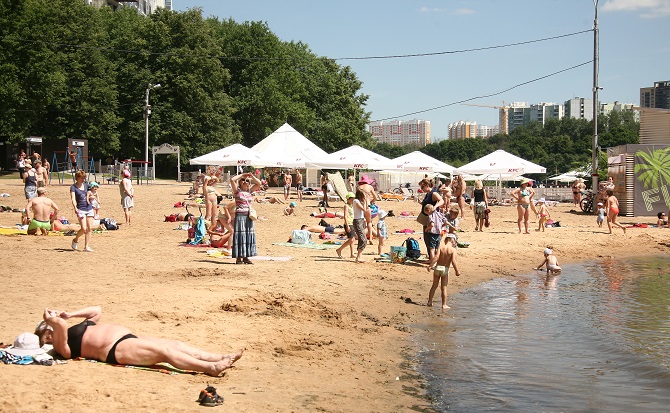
[412,255,670,412]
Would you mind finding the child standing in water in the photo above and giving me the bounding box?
[534,246,562,274]
[426,233,461,309]
[605,189,626,234]
[376,209,388,255]
[535,198,549,232]
[87,182,101,219]
[596,202,606,228]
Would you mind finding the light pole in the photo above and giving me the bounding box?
[145,82,161,179]
[591,0,600,192]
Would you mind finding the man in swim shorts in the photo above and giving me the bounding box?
[283,170,293,201]
[426,233,461,309]
[26,187,59,235]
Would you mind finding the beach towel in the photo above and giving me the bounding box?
[78,358,197,375]
[0,228,27,235]
[327,172,347,202]
[273,242,339,250]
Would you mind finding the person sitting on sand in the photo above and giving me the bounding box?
[36,306,243,376]
[25,187,59,235]
[656,212,667,227]
[207,209,233,249]
[534,247,562,274]
[284,202,297,216]
[426,233,461,309]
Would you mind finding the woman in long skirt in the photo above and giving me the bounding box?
[230,172,262,264]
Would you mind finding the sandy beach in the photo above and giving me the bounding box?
[1,177,668,412]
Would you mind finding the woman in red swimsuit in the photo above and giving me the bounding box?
[605,189,626,234]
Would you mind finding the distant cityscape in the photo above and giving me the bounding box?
[370,80,670,147]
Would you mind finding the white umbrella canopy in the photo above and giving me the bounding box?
[392,151,455,174]
[308,145,399,170]
[252,123,329,168]
[189,143,277,167]
[454,149,546,175]
[549,170,588,182]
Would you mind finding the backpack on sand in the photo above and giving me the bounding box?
[403,237,421,260]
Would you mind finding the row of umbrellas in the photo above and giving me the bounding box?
[190,123,547,177]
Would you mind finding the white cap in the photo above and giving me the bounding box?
[544,248,553,255]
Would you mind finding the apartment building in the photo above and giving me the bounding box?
[476,124,499,138]
[369,120,431,146]
[448,121,477,140]
[564,97,594,121]
[530,102,564,126]
[86,0,171,14]
[640,80,670,110]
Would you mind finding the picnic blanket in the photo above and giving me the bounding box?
[273,242,339,250]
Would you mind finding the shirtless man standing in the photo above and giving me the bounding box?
[283,170,293,201]
[357,175,380,243]
[35,160,49,187]
[26,187,59,235]
[452,174,467,219]
[295,169,303,202]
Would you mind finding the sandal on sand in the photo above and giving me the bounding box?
[242,258,253,265]
[197,385,224,407]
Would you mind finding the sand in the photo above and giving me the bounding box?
[0,177,668,412]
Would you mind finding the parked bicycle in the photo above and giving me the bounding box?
[580,189,594,213]
[392,182,414,197]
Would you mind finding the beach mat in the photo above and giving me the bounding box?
[79,358,197,375]
[273,242,339,250]
[0,228,27,235]
[327,172,347,202]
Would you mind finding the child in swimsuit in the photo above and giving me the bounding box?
[534,247,562,274]
[87,182,101,220]
[426,233,461,309]
[596,203,606,228]
[535,198,549,232]
[376,209,388,256]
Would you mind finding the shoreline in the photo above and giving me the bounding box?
[1,179,668,412]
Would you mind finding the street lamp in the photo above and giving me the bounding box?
[145,82,161,179]
[591,0,600,192]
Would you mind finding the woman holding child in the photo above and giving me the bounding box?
[230,172,262,264]
[419,178,445,258]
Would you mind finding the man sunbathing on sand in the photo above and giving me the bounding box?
[300,224,346,235]
[37,305,243,376]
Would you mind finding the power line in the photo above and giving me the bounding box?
[371,60,593,122]
[0,29,592,62]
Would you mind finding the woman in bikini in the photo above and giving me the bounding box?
[36,306,242,376]
[571,179,584,207]
[451,174,467,219]
[208,204,234,249]
[605,188,626,234]
[202,174,220,222]
[511,178,535,234]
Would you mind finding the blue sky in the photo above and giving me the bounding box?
[176,0,669,140]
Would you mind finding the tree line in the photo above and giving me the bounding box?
[0,0,639,178]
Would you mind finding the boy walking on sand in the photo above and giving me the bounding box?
[534,246,562,274]
[426,233,461,309]
[596,202,606,228]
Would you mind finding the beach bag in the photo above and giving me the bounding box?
[416,212,429,226]
[290,230,311,244]
[100,218,118,230]
[403,237,422,260]
[189,215,206,245]
[248,206,258,221]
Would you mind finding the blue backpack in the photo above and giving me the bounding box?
[403,237,421,259]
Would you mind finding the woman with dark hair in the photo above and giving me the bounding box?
[230,172,262,264]
[71,170,95,251]
[418,178,444,260]
[36,306,242,376]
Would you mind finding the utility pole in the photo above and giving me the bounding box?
[591,0,600,191]
[144,82,161,180]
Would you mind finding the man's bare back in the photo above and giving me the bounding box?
[28,194,59,221]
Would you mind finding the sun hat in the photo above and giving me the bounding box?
[89,182,99,188]
[289,202,297,207]
[536,198,545,203]
[544,248,553,255]
[378,209,388,219]
[520,178,530,185]
[446,233,458,239]
[357,175,373,185]
[346,192,355,199]
[5,332,46,357]
[122,169,131,178]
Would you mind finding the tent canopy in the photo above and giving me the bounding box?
[454,149,546,175]
[308,145,398,170]
[252,123,328,168]
[392,151,455,173]
[189,143,275,167]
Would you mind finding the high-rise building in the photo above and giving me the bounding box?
[448,121,477,140]
[530,102,564,126]
[507,102,529,132]
[369,119,431,147]
[640,81,670,110]
[85,0,170,14]
[564,97,594,121]
[476,124,499,138]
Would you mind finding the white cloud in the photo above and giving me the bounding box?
[601,0,670,18]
